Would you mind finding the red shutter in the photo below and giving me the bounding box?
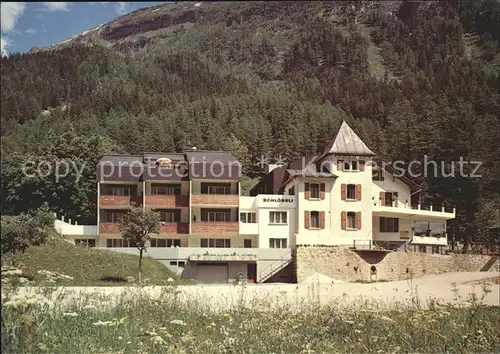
[337,160,343,171]
[341,184,347,201]
[359,160,365,171]
[320,183,326,199]
[320,211,325,229]
[393,192,399,207]
[356,212,361,229]
[356,184,362,201]
[341,211,347,230]
[305,183,310,200]
[304,211,310,229]
[379,192,385,206]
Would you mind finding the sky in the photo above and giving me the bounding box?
[1,2,166,56]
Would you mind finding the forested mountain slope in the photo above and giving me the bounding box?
[1,1,499,245]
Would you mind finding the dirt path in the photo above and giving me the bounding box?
[13,272,500,311]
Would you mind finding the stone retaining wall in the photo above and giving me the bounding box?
[296,247,499,282]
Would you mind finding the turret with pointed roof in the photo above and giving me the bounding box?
[321,121,375,157]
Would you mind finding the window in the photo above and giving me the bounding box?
[380,217,399,233]
[269,238,287,248]
[240,212,256,223]
[310,211,320,229]
[289,186,295,196]
[150,238,181,247]
[347,212,356,229]
[105,186,132,196]
[151,184,180,195]
[75,239,96,247]
[106,239,136,248]
[385,192,396,206]
[269,211,287,224]
[373,169,384,181]
[200,238,231,248]
[207,185,229,194]
[343,160,359,172]
[347,184,356,200]
[244,239,252,248]
[178,261,185,267]
[205,211,230,222]
[159,211,178,222]
[310,183,320,199]
[103,211,126,223]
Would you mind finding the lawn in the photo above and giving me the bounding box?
[1,285,499,353]
[1,236,188,286]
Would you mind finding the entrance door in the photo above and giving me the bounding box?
[247,263,257,283]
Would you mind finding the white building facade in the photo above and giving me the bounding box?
[57,121,455,283]
[242,121,455,252]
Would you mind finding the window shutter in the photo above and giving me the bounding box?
[320,211,325,229]
[356,212,361,229]
[356,184,362,201]
[341,184,347,201]
[305,183,310,200]
[359,160,365,171]
[379,192,385,206]
[320,183,326,199]
[337,160,343,171]
[304,211,310,229]
[341,211,347,230]
[393,192,399,207]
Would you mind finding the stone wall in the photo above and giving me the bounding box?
[296,247,500,282]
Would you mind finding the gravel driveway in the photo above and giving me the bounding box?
[13,272,500,311]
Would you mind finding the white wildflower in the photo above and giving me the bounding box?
[151,335,165,345]
[93,320,112,326]
[62,312,78,317]
[170,319,186,326]
[118,336,123,340]
[380,315,395,323]
[4,293,52,309]
[2,269,23,276]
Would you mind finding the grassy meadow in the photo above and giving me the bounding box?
[1,278,499,353]
[1,237,190,286]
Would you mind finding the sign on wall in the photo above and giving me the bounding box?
[257,195,296,208]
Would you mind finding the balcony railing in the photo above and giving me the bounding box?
[374,200,455,214]
[99,222,119,234]
[145,194,189,208]
[159,222,189,234]
[191,221,239,234]
[99,195,142,208]
[191,194,239,206]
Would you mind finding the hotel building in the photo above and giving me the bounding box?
[58,122,455,283]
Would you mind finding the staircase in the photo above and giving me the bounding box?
[258,257,292,283]
[480,256,499,272]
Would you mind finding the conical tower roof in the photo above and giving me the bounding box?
[322,121,375,156]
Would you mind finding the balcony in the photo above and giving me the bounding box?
[373,201,455,219]
[159,222,189,234]
[99,195,142,208]
[145,194,189,208]
[191,221,239,235]
[191,194,239,206]
[99,222,119,234]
